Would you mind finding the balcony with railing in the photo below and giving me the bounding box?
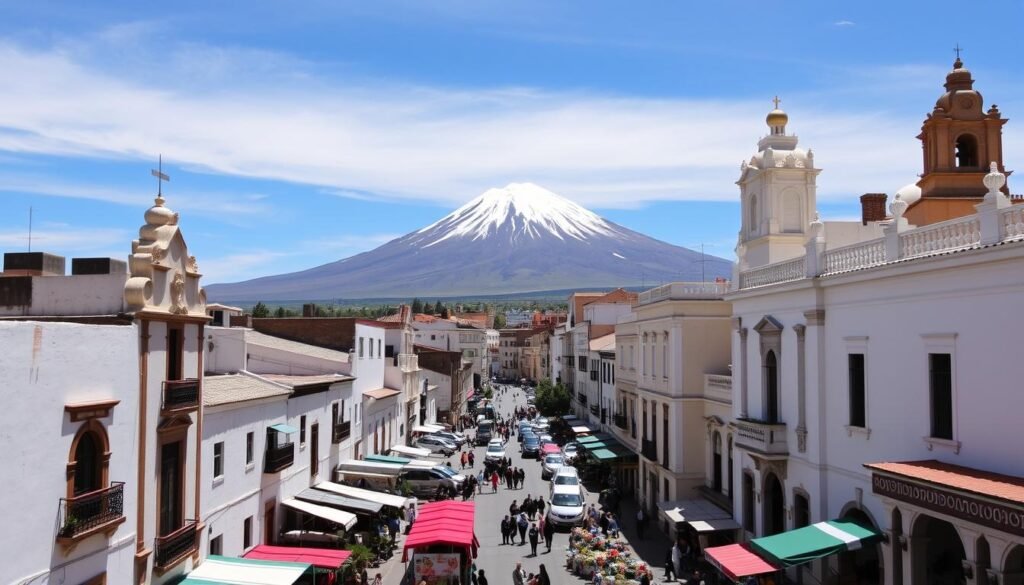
[162,378,200,413]
[636,281,730,305]
[733,419,788,455]
[577,393,588,405]
[614,413,628,429]
[154,520,199,571]
[704,374,732,404]
[264,441,295,473]
[589,403,599,416]
[57,482,126,545]
[641,438,657,461]
[398,353,419,373]
[332,420,352,443]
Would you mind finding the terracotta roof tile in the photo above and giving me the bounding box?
[363,387,401,400]
[865,460,1024,505]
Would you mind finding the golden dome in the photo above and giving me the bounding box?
[766,108,788,128]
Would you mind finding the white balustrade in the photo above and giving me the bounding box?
[822,239,886,275]
[899,215,980,259]
[1002,206,1024,239]
[636,281,729,305]
[739,257,805,289]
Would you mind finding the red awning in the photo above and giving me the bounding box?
[466,389,475,400]
[244,544,352,570]
[704,543,778,581]
[402,501,479,562]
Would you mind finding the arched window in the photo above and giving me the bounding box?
[955,134,979,168]
[727,436,734,496]
[74,432,102,495]
[749,195,758,235]
[765,350,779,423]
[712,431,723,493]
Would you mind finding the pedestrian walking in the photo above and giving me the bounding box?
[536,496,545,518]
[468,451,475,467]
[517,512,528,544]
[491,470,499,493]
[664,545,677,582]
[636,507,646,539]
[523,495,533,520]
[543,517,555,552]
[510,500,519,518]
[538,564,551,585]
[405,504,416,534]
[512,562,527,585]
[608,513,619,538]
[538,515,546,545]
[460,451,467,469]
[477,569,488,585]
[529,523,539,556]
[501,515,511,545]
[505,466,514,489]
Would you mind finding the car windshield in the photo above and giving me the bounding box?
[435,466,457,477]
[554,475,579,485]
[551,493,582,506]
[524,437,539,446]
[487,445,503,453]
[564,444,578,453]
[545,455,564,464]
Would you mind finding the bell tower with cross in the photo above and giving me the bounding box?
[909,47,1011,226]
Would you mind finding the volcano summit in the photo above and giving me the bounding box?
[207,183,731,301]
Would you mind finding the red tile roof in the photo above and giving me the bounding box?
[362,388,401,400]
[865,460,1024,505]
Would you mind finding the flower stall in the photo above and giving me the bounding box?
[565,527,654,584]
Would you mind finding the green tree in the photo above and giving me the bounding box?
[434,300,444,315]
[411,298,423,313]
[273,306,286,318]
[251,301,270,318]
[533,378,571,416]
[493,313,507,329]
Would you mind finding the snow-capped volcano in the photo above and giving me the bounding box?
[207,183,731,301]
[412,183,618,247]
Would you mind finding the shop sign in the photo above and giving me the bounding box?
[872,473,1024,537]
[413,553,461,584]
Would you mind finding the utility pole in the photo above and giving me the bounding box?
[701,243,706,283]
[27,206,32,252]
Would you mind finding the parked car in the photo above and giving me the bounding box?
[476,420,495,445]
[521,434,541,457]
[541,453,565,480]
[561,441,580,464]
[400,466,464,497]
[550,467,581,493]
[415,435,456,456]
[431,430,466,447]
[547,484,585,527]
[485,438,506,462]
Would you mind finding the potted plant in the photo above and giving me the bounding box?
[59,515,79,538]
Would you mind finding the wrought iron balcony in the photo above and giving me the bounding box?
[614,413,628,429]
[641,438,658,461]
[578,393,588,405]
[162,379,199,413]
[589,403,599,416]
[58,482,125,543]
[265,442,294,473]
[155,520,199,570]
[733,419,788,455]
[332,420,352,443]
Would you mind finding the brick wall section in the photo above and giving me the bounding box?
[860,193,888,225]
[252,318,358,352]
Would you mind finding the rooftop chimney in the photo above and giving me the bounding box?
[71,257,127,275]
[3,252,65,276]
[302,303,317,317]
[860,193,888,225]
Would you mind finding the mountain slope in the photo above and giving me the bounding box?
[207,183,732,301]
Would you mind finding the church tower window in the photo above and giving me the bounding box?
[749,195,758,235]
[955,134,978,168]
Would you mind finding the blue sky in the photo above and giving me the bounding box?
[1,1,1022,284]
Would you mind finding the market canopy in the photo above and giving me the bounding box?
[571,425,596,434]
[657,498,740,533]
[390,444,432,458]
[296,488,382,515]
[181,555,310,585]
[402,500,479,562]
[244,545,351,571]
[365,454,411,465]
[412,425,442,434]
[704,544,778,581]
[282,498,357,530]
[314,481,413,510]
[750,520,883,568]
[589,448,619,461]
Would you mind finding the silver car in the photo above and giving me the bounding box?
[541,453,565,480]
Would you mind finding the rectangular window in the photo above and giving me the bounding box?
[378,339,382,357]
[359,337,364,357]
[369,339,374,357]
[245,432,254,465]
[213,441,224,478]
[210,534,222,556]
[929,353,953,439]
[243,516,252,549]
[300,415,307,445]
[848,353,866,427]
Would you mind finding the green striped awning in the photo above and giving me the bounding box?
[269,423,299,434]
[365,455,411,465]
[181,555,311,585]
[590,448,619,461]
[750,520,883,567]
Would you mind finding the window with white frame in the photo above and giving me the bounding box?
[922,333,957,446]
[213,441,224,479]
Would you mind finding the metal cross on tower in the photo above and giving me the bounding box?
[151,155,170,197]
[772,96,781,109]
[954,43,963,60]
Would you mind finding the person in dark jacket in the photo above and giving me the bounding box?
[528,523,539,556]
[517,512,528,544]
[543,517,555,552]
[537,564,551,585]
[501,515,511,545]
[664,545,677,581]
[536,496,545,518]
[477,569,488,585]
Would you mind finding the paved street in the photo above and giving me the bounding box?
[378,385,675,584]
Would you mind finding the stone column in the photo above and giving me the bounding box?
[734,318,749,419]
[793,324,808,453]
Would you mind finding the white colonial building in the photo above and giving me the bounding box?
[726,61,1024,585]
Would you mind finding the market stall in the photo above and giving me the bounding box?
[390,444,433,458]
[704,544,778,583]
[402,501,478,585]
[565,527,654,583]
[313,482,414,511]
[181,555,311,585]
[244,545,352,584]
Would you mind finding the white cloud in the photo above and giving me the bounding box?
[834,20,856,27]
[0,36,1020,214]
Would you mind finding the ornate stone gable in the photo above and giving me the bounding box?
[124,195,207,317]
